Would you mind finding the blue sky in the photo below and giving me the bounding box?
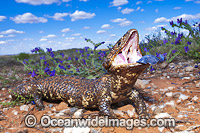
[0,0,200,55]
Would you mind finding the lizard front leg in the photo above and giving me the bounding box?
[33,92,45,110]
[129,89,149,119]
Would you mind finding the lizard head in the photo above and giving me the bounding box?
[103,29,149,76]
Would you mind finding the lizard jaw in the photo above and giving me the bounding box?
[112,30,142,66]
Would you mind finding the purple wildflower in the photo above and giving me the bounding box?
[23,59,28,64]
[75,57,78,61]
[170,21,174,26]
[163,53,167,56]
[84,47,90,52]
[40,56,46,60]
[60,53,64,58]
[68,57,71,60]
[87,53,90,57]
[170,31,175,36]
[172,49,177,54]
[31,70,37,77]
[175,38,180,45]
[177,18,182,24]
[150,66,155,72]
[44,67,50,73]
[184,20,188,25]
[67,65,70,69]
[82,59,86,65]
[184,46,189,53]
[76,68,80,72]
[163,40,168,44]
[101,41,105,44]
[46,48,52,53]
[59,65,66,70]
[85,38,88,41]
[50,52,54,58]
[91,51,93,54]
[76,50,78,53]
[156,52,160,58]
[144,48,149,52]
[79,50,83,53]
[187,41,191,45]
[49,70,56,76]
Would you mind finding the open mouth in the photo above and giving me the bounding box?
[112,31,142,66]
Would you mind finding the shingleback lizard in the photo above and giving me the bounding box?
[12,29,150,119]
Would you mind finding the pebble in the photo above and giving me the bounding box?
[182,77,191,80]
[155,113,171,119]
[49,128,63,132]
[166,92,173,97]
[168,86,175,90]
[185,66,194,72]
[90,128,100,133]
[179,94,189,101]
[165,101,175,107]
[63,127,90,133]
[113,109,124,117]
[73,109,84,118]
[191,95,198,101]
[49,104,54,108]
[3,108,8,112]
[55,112,65,117]
[12,110,18,115]
[20,105,29,111]
[8,95,12,99]
[2,88,6,91]
[196,82,200,88]
[160,62,168,69]
[127,109,135,118]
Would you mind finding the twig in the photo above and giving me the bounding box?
[182,78,200,85]
[20,105,35,124]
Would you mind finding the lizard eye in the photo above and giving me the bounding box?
[117,42,121,46]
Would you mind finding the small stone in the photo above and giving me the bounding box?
[155,113,171,119]
[167,76,170,79]
[55,112,65,117]
[12,110,18,115]
[127,109,135,118]
[196,82,200,88]
[113,109,124,117]
[20,105,29,111]
[154,107,163,114]
[160,62,168,69]
[160,88,168,92]
[3,108,8,112]
[91,128,100,133]
[73,109,84,118]
[49,104,54,108]
[63,127,90,133]
[163,73,167,77]
[134,79,151,89]
[158,127,165,132]
[182,77,191,80]
[2,88,6,91]
[49,128,63,132]
[168,86,174,90]
[8,95,12,99]
[179,94,189,101]
[165,101,175,107]
[185,66,194,72]
[166,92,173,97]
[192,95,198,101]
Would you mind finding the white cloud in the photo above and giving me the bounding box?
[141,9,144,12]
[0,41,7,44]
[145,25,166,31]
[110,34,116,37]
[15,0,59,5]
[117,7,122,10]
[10,13,47,24]
[111,18,126,22]
[62,0,71,2]
[173,7,182,10]
[0,35,5,38]
[80,0,88,2]
[72,33,81,36]
[136,1,142,5]
[44,34,57,38]
[195,0,200,4]
[111,18,132,27]
[83,26,90,29]
[1,29,25,34]
[121,8,134,14]
[155,9,159,13]
[69,10,95,21]
[136,7,141,11]
[61,28,71,32]
[185,0,193,2]
[40,38,47,41]
[48,13,68,21]
[154,13,200,23]
[110,0,128,6]
[147,1,152,3]
[155,0,164,1]
[96,30,106,34]
[66,37,75,41]
[39,31,44,33]
[119,20,132,27]
[0,16,6,21]
[101,24,111,29]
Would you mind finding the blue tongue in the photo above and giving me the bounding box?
[136,54,164,65]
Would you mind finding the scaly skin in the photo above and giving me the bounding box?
[12,29,150,119]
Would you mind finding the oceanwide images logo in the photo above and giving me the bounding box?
[24,114,176,130]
